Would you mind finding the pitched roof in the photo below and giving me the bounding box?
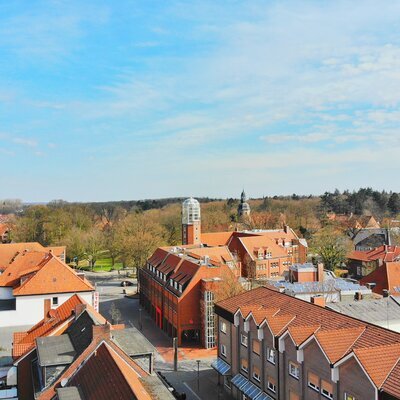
[0,242,66,271]
[187,246,234,264]
[216,286,400,391]
[13,295,106,360]
[0,253,94,296]
[237,235,290,261]
[348,245,400,263]
[0,242,48,270]
[360,261,400,295]
[201,231,233,246]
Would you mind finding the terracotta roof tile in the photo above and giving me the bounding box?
[354,343,400,387]
[382,359,400,398]
[315,327,366,363]
[216,286,400,391]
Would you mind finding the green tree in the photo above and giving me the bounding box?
[83,228,107,271]
[388,193,400,215]
[311,226,351,271]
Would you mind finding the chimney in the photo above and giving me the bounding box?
[311,295,326,308]
[92,324,111,340]
[44,299,51,321]
[317,263,324,282]
[383,289,390,298]
[74,303,87,319]
[284,225,289,234]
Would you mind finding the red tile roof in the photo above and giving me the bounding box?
[68,342,151,400]
[13,295,83,359]
[0,252,94,296]
[348,245,400,263]
[216,286,400,392]
[0,242,65,271]
[360,261,400,295]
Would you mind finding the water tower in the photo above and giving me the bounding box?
[182,197,201,245]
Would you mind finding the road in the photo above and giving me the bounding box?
[87,272,230,400]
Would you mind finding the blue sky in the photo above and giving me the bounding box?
[1,0,400,202]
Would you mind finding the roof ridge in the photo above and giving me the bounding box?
[381,356,400,390]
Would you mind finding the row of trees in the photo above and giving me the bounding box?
[321,188,400,217]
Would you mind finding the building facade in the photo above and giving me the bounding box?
[213,287,400,400]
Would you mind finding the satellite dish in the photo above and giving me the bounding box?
[61,378,68,387]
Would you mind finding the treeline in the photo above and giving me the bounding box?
[321,188,400,217]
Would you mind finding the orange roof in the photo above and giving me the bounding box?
[13,294,85,359]
[238,235,289,260]
[201,231,233,246]
[0,242,48,270]
[0,251,93,296]
[348,245,400,263]
[187,246,234,264]
[12,255,93,296]
[216,286,400,390]
[360,261,400,295]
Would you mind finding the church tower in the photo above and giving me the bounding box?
[182,197,201,245]
[238,190,251,218]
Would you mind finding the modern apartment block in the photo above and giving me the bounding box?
[213,286,400,400]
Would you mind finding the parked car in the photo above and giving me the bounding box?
[120,280,134,287]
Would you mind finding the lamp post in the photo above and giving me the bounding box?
[196,360,201,393]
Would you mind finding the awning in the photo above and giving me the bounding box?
[255,392,274,400]
[231,374,262,399]
[211,358,231,375]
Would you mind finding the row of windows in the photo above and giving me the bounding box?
[169,278,183,293]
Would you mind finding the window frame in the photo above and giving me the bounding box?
[289,361,300,380]
[220,344,227,357]
[266,347,276,364]
[241,333,248,347]
[220,321,227,334]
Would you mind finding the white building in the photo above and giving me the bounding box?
[0,251,94,327]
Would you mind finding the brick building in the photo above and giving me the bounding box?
[214,286,400,400]
[202,226,307,280]
[139,244,240,348]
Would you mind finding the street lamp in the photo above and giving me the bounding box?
[196,360,201,393]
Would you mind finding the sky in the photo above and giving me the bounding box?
[1,0,400,202]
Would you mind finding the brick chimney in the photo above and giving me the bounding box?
[92,324,111,340]
[74,303,87,319]
[311,295,326,308]
[44,299,51,321]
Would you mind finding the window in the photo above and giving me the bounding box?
[220,321,227,334]
[241,333,248,347]
[252,366,261,382]
[266,347,276,364]
[345,394,356,400]
[241,358,248,373]
[267,378,276,393]
[321,380,333,399]
[289,361,300,379]
[252,339,260,355]
[178,284,183,292]
[308,372,319,392]
[52,297,58,306]
[220,344,227,357]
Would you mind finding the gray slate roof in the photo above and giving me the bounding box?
[37,335,76,367]
[111,327,154,356]
[56,387,84,400]
[327,296,400,326]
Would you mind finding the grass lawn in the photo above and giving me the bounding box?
[74,258,124,272]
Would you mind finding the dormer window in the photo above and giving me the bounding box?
[179,284,183,293]
[174,281,178,290]
[170,279,174,286]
